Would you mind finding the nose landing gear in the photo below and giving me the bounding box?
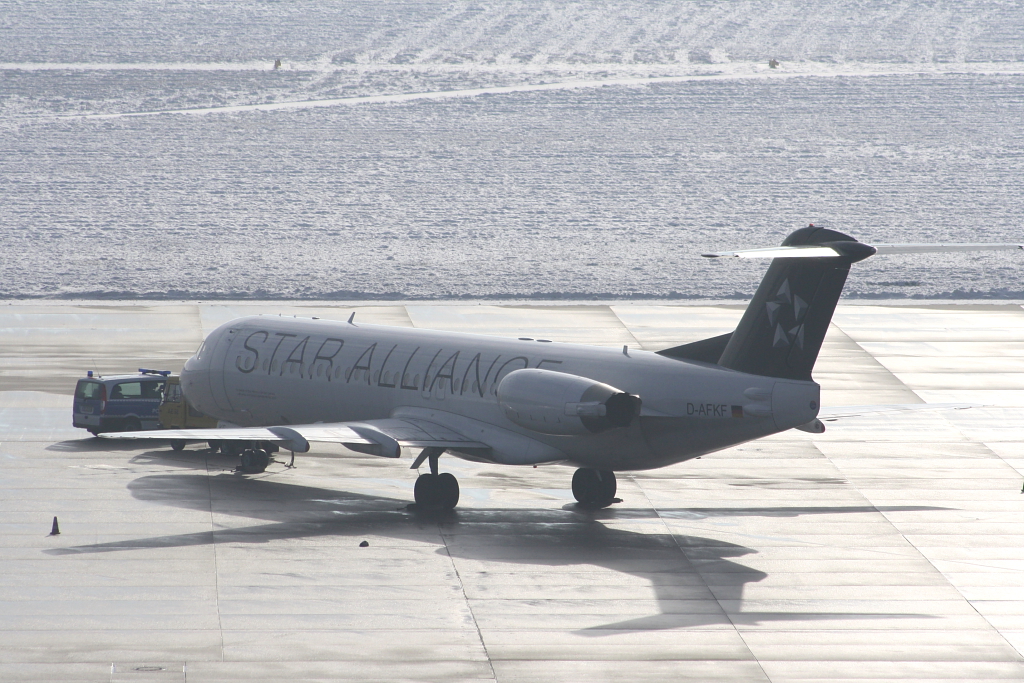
[572,468,617,508]
[414,472,460,510]
[411,447,460,510]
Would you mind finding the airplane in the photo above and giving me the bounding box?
[103,226,1022,510]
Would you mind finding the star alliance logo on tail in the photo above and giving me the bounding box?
[765,279,807,350]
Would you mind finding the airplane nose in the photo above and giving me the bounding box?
[180,340,215,415]
[180,356,204,404]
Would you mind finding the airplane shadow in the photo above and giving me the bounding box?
[46,438,239,471]
[45,470,946,634]
[45,437,156,452]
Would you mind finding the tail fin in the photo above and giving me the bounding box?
[659,228,1019,380]
[715,226,874,381]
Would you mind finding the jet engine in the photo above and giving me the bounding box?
[496,368,641,436]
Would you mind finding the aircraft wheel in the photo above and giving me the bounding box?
[256,449,271,471]
[414,472,459,509]
[170,439,186,452]
[414,473,439,507]
[240,448,270,474]
[436,472,460,510]
[572,468,617,507]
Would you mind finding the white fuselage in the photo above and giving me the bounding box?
[181,315,820,470]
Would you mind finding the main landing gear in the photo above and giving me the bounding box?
[239,447,271,474]
[216,440,278,474]
[411,447,460,510]
[572,468,617,508]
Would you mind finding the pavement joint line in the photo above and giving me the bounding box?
[937,557,1024,572]
[205,453,226,664]
[827,319,926,405]
[439,526,498,681]
[627,474,774,683]
[602,305,644,349]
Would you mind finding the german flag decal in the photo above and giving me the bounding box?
[732,405,744,418]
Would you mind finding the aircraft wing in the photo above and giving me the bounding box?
[818,403,977,421]
[99,417,491,458]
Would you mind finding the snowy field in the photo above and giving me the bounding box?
[1,1,1022,300]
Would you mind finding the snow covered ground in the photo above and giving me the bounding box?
[1,1,1022,300]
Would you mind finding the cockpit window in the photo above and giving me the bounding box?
[195,340,207,360]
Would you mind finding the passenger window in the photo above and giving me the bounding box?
[112,382,141,399]
[141,382,164,399]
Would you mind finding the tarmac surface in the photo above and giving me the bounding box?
[2,301,1023,682]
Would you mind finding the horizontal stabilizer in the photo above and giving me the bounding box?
[870,243,1023,255]
[704,242,1021,259]
[703,245,847,258]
